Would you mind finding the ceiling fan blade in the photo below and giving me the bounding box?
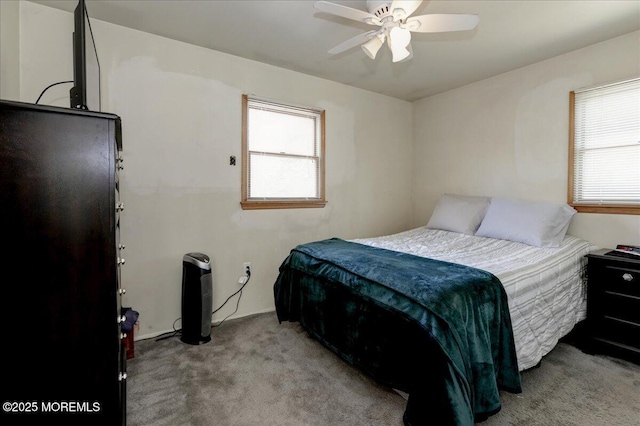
[328,30,380,55]
[405,14,479,33]
[390,1,423,19]
[314,1,382,25]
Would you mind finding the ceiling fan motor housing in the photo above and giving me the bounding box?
[367,1,393,18]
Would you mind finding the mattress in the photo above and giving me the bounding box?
[352,227,599,370]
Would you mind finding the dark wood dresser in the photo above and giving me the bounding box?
[585,248,640,364]
[0,100,126,425]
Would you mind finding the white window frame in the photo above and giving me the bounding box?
[568,77,640,215]
[241,94,326,210]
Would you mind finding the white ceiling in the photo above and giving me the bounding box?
[31,0,640,102]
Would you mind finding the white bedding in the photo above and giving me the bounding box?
[351,227,599,371]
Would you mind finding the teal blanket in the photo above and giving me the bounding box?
[274,238,521,425]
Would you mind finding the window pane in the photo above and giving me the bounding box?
[575,87,639,150]
[248,108,317,156]
[242,95,325,209]
[571,78,640,208]
[249,153,318,199]
[576,145,640,204]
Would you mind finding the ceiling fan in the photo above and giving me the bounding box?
[314,0,479,63]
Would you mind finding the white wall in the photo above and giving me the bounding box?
[0,0,20,100]
[411,31,640,249]
[12,2,413,339]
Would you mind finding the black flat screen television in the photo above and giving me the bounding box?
[70,0,100,111]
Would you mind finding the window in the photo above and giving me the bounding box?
[568,77,640,215]
[241,95,326,210]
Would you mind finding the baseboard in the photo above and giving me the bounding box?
[213,307,277,325]
[135,307,277,341]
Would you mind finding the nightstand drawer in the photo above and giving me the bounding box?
[593,317,640,350]
[601,265,640,297]
[586,250,640,363]
[601,291,640,324]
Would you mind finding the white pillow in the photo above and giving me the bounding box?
[474,198,576,248]
[426,194,491,235]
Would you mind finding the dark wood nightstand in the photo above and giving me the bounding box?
[585,248,640,364]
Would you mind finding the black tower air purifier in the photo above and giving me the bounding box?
[181,253,212,345]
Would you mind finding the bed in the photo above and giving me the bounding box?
[274,195,598,425]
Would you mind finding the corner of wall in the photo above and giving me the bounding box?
[408,99,417,228]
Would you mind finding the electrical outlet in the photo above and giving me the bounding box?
[243,262,251,276]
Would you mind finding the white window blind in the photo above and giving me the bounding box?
[245,96,324,202]
[571,77,640,207]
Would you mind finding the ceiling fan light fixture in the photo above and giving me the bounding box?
[362,35,384,59]
[391,45,411,62]
[396,43,413,63]
[389,26,411,62]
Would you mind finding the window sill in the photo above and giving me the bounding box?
[241,200,328,210]
[571,204,640,215]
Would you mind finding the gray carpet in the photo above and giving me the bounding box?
[127,312,640,426]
